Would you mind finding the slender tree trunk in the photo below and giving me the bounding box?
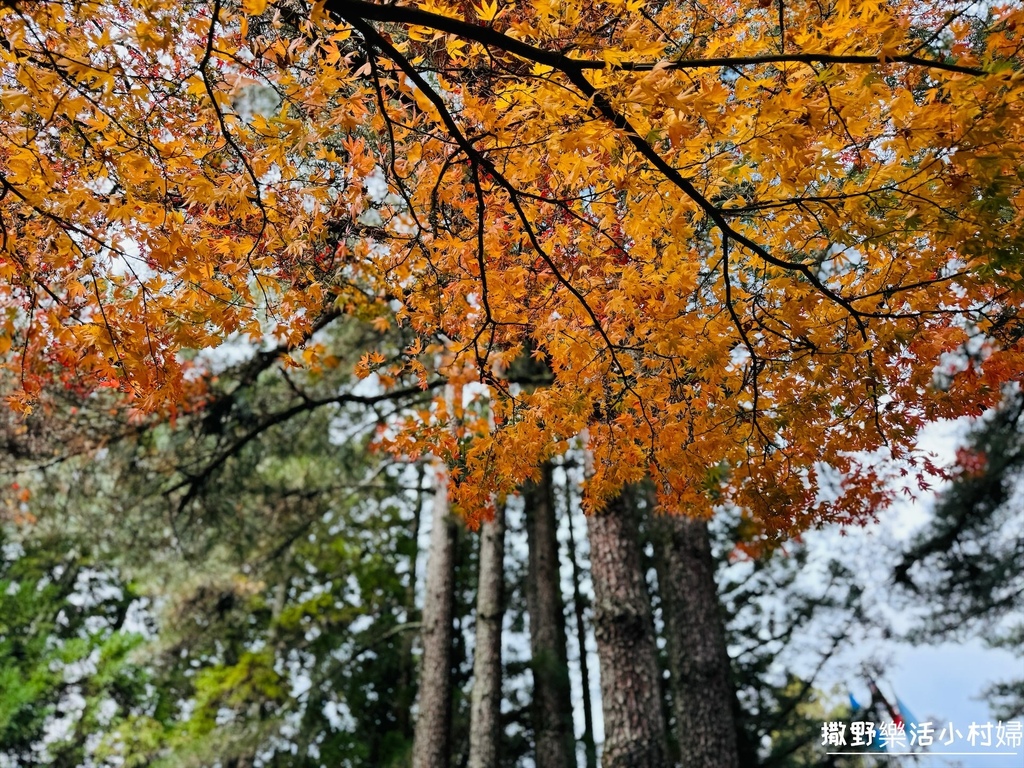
[396,463,425,743]
[562,465,597,768]
[651,512,740,768]
[588,488,669,768]
[468,502,506,768]
[523,462,576,768]
[413,462,458,768]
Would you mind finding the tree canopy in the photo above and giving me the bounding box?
[2,0,1023,529]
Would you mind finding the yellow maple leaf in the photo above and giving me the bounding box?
[473,0,503,22]
[241,0,267,16]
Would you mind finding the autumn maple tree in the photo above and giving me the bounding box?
[2,0,1023,529]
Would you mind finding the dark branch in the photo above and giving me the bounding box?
[324,0,988,77]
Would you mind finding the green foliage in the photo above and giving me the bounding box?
[1,320,434,766]
[0,532,154,767]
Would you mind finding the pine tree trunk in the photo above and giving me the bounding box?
[588,488,669,768]
[651,512,740,768]
[563,469,597,768]
[396,463,425,743]
[468,502,506,768]
[523,462,576,768]
[413,463,458,768]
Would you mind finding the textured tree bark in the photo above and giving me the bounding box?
[412,463,458,768]
[396,463,425,743]
[563,472,598,768]
[588,488,669,768]
[651,512,741,768]
[523,462,576,768]
[468,502,506,768]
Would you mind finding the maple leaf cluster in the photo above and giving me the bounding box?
[1,0,1023,532]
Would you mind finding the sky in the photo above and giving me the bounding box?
[878,641,1022,768]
